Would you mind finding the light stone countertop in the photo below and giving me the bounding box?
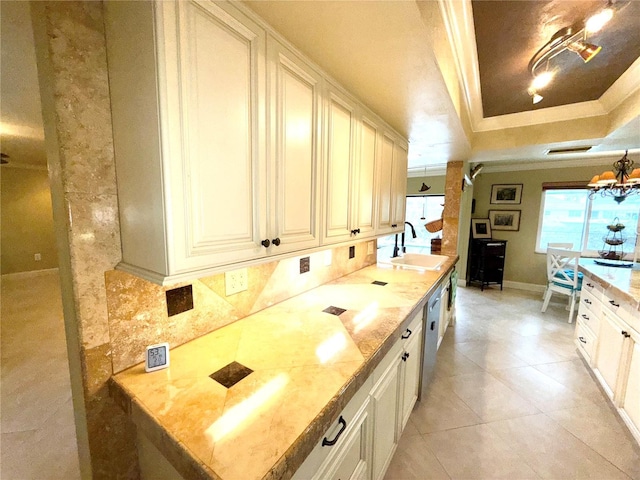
[579,260,640,309]
[110,257,457,480]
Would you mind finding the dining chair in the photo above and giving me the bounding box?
[541,248,583,323]
[541,243,574,298]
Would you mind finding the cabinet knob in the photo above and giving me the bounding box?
[272,237,281,246]
[261,239,270,248]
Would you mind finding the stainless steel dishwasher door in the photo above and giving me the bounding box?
[419,286,441,399]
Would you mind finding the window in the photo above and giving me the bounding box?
[537,188,640,257]
[378,195,445,253]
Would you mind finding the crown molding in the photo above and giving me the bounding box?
[440,0,640,134]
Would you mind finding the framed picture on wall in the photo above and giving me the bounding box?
[490,184,523,204]
[471,219,492,239]
[489,210,521,231]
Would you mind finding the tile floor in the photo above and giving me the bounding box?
[1,270,81,480]
[385,286,640,480]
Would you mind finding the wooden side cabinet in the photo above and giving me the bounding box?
[467,239,507,291]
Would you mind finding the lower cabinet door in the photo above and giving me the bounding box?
[400,325,423,430]
[316,398,372,480]
[370,356,401,480]
[594,310,626,399]
[621,340,640,443]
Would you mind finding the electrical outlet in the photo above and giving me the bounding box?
[300,256,310,274]
[225,268,248,296]
[367,241,374,255]
[34,253,41,261]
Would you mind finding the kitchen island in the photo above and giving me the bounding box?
[110,257,457,480]
[575,260,640,446]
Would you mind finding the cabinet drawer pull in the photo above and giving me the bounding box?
[401,329,412,339]
[609,300,620,308]
[261,239,270,248]
[391,224,398,228]
[272,237,281,246]
[351,228,361,235]
[402,352,410,361]
[322,416,346,447]
[584,299,592,305]
[622,331,631,338]
[586,282,594,288]
[578,336,587,344]
[581,314,590,321]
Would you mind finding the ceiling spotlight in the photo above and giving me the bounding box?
[585,7,614,33]
[531,71,554,90]
[568,40,602,62]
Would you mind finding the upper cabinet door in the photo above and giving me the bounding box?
[375,133,406,236]
[355,117,378,238]
[323,88,357,243]
[268,37,322,254]
[391,142,408,227]
[171,1,268,271]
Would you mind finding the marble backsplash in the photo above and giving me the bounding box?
[105,241,377,373]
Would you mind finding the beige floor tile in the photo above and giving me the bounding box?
[410,376,482,434]
[548,403,640,479]
[491,365,597,412]
[446,371,540,422]
[1,272,81,479]
[454,340,530,371]
[533,359,608,401]
[384,431,450,480]
[434,343,485,378]
[423,424,541,479]
[487,413,631,479]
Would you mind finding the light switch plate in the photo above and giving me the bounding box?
[367,241,374,255]
[225,268,248,296]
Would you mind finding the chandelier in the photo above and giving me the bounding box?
[588,151,640,203]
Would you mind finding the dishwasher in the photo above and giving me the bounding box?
[419,285,441,400]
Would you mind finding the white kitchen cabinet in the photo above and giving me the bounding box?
[594,309,627,400]
[376,133,407,236]
[354,116,379,239]
[266,36,322,254]
[323,87,358,244]
[370,348,402,480]
[620,335,640,444]
[105,0,269,284]
[399,312,423,431]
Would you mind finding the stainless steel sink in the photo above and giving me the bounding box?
[384,253,448,271]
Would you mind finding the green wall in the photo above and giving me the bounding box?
[1,167,58,274]
[470,162,612,288]
[406,175,446,196]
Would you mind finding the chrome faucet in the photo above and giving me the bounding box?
[392,222,417,257]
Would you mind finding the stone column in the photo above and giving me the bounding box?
[31,1,138,478]
[442,161,464,256]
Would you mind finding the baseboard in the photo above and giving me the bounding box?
[1,267,59,279]
[502,280,546,293]
[456,278,545,293]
